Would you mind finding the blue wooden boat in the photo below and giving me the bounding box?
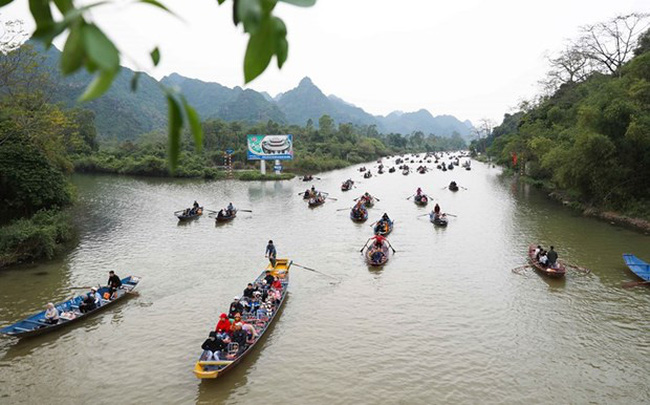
[175,207,203,221]
[623,254,650,281]
[374,218,393,235]
[0,276,140,338]
[193,260,291,379]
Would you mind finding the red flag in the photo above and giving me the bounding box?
[512,152,518,167]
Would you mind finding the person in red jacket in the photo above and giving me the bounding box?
[215,313,232,336]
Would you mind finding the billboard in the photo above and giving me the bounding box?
[247,135,294,160]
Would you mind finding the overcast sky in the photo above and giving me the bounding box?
[3,0,650,124]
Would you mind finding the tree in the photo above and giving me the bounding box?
[318,115,334,137]
[634,28,650,56]
[578,13,650,77]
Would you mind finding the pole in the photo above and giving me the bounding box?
[260,160,266,175]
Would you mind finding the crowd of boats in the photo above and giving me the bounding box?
[2,151,648,385]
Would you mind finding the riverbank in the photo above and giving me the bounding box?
[0,209,76,269]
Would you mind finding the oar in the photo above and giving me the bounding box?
[369,221,378,227]
[441,186,448,190]
[461,186,468,190]
[298,192,306,195]
[406,194,415,200]
[292,263,340,282]
[336,207,351,211]
[386,240,397,254]
[327,197,338,201]
[622,280,650,288]
[239,209,253,213]
[205,209,218,214]
[359,240,371,252]
[374,197,381,202]
[445,213,458,217]
[416,213,429,218]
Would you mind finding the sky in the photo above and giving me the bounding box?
[2,0,650,125]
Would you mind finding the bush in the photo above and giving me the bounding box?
[0,209,75,268]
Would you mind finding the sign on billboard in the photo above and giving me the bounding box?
[247,135,293,160]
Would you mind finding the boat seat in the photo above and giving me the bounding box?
[13,326,32,332]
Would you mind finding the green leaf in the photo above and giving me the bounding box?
[61,24,85,74]
[130,72,141,92]
[243,18,274,83]
[137,0,174,14]
[278,0,315,6]
[79,69,117,102]
[29,0,54,31]
[167,94,184,171]
[181,96,203,152]
[82,24,119,72]
[276,36,288,68]
[217,0,226,4]
[0,0,16,6]
[53,0,73,13]
[150,47,160,66]
[237,0,262,33]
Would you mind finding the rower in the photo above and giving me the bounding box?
[434,203,441,215]
[107,271,122,299]
[227,202,234,215]
[265,240,277,267]
[416,187,422,196]
[547,246,558,266]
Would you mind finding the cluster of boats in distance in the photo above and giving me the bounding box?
[2,150,648,387]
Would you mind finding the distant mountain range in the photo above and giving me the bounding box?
[25,43,473,140]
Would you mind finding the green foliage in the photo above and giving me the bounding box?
[486,48,650,216]
[0,209,74,267]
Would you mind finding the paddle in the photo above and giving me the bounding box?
[239,209,253,213]
[369,221,378,227]
[292,263,340,282]
[406,194,415,200]
[359,239,371,252]
[445,213,458,217]
[416,213,429,218]
[622,280,650,288]
[441,186,448,190]
[205,209,218,214]
[336,208,351,211]
[326,197,338,201]
[461,186,469,190]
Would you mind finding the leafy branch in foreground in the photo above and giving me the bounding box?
[0,0,316,169]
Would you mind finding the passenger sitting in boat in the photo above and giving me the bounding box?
[230,324,248,356]
[215,313,232,335]
[44,303,59,324]
[272,278,282,290]
[201,331,229,361]
[193,201,199,210]
[90,287,102,307]
[266,288,281,305]
[534,245,542,259]
[233,313,246,326]
[107,270,122,299]
[242,323,258,344]
[539,251,548,266]
[371,249,385,264]
[227,202,234,215]
[228,297,244,318]
[79,293,97,313]
[547,246,558,266]
[243,283,256,298]
[264,270,276,286]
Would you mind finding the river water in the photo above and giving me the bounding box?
[1,158,649,404]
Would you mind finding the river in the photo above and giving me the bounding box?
[1,157,649,404]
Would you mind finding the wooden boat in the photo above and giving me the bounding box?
[414,194,428,206]
[359,195,375,208]
[175,207,203,221]
[359,167,367,172]
[0,276,140,338]
[527,244,566,278]
[417,167,426,174]
[193,260,291,379]
[301,175,313,182]
[448,164,454,171]
[341,180,354,191]
[449,182,459,192]
[216,209,237,223]
[373,219,393,236]
[308,195,326,207]
[363,171,372,179]
[388,167,396,173]
[365,242,390,267]
[350,207,369,222]
[402,169,409,175]
[622,254,650,281]
[429,212,448,227]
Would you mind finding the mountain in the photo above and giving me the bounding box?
[14,44,473,139]
[276,77,377,126]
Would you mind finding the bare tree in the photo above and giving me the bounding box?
[578,13,650,77]
[0,18,28,55]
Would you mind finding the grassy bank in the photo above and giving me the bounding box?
[0,209,76,268]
